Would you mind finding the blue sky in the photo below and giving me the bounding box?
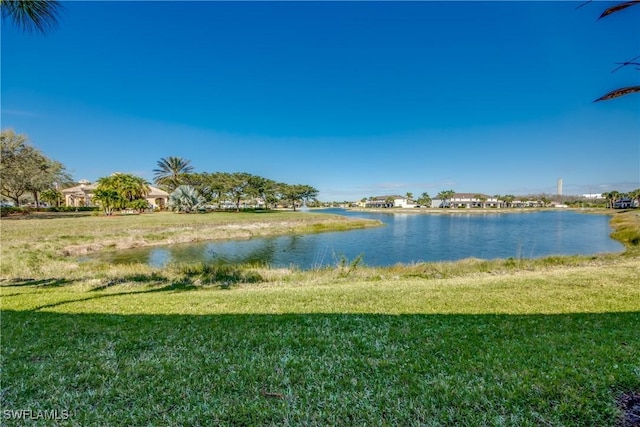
[2,1,638,200]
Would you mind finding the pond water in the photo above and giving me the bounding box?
[91,209,624,269]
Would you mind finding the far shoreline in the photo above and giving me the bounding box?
[343,206,610,215]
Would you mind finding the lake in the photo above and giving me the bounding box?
[92,209,624,269]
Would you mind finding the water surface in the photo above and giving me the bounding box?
[92,209,623,269]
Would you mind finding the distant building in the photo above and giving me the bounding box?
[364,196,395,208]
[364,195,417,208]
[614,198,635,209]
[448,193,502,208]
[557,178,563,196]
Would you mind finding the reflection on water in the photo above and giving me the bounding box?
[92,210,624,269]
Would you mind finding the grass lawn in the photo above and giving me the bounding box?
[1,209,639,425]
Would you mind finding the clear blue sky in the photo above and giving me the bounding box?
[2,1,638,200]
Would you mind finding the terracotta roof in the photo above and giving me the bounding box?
[61,184,168,197]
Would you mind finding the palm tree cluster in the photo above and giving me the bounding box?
[436,190,456,208]
[603,189,640,209]
[153,157,318,213]
[93,173,150,215]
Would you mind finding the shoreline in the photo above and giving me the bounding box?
[345,207,609,215]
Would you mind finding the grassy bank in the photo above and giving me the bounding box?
[0,211,380,279]
[1,210,639,425]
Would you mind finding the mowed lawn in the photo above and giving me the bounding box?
[1,210,639,426]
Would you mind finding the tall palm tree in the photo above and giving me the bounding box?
[0,0,62,33]
[604,191,621,209]
[153,156,194,192]
[418,192,432,207]
[437,190,455,208]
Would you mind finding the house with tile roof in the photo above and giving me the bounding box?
[62,181,169,209]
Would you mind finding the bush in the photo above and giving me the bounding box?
[0,206,29,217]
[47,206,99,212]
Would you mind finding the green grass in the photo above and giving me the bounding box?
[0,210,380,279]
[1,209,639,425]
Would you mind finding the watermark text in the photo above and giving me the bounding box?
[2,409,71,421]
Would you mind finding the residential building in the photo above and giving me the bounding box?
[62,181,169,209]
[448,193,502,208]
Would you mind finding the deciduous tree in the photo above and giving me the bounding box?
[0,129,70,205]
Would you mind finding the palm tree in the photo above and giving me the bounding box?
[417,192,432,207]
[385,196,395,208]
[0,0,63,33]
[40,188,62,207]
[502,194,516,208]
[437,190,455,208]
[610,191,619,209]
[168,185,205,213]
[96,173,150,211]
[153,157,194,192]
[475,194,488,208]
[604,191,621,209]
[92,188,121,216]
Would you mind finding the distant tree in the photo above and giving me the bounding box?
[437,190,455,208]
[0,0,63,34]
[127,198,150,213]
[26,156,70,206]
[226,172,252,212]
[168,185,205,213]
[474,194,488,208]
[92,188,121,215]
[405,192,413,202]
[153,156,194,192]
[417,192,432,207]
[96,173,150,213]
[184,171,229,207]
[298,184,319,207]
[98,173,150,204]
[385,196,395,208]
[0,129,70,205]
[603,191,621,209]
[502,194,516,208]
[248,175,278,209]
[40,188,63,207]
[279,184,318,211]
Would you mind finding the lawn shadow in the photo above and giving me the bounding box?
[33,285,199,311]
[0,278,75,288]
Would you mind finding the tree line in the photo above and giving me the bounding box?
[152,156,318,213]
[0,130,319,214]
[361,188,640,209]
